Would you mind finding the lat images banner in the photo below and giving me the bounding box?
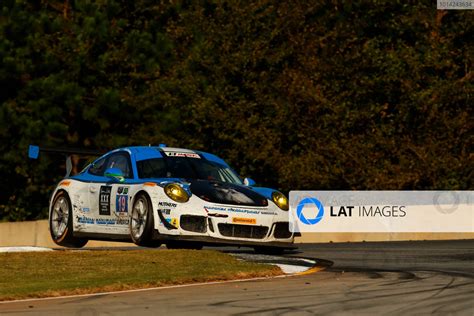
[289,191,473,233]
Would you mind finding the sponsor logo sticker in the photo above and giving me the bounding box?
[164,152,200,158]
[204,206,276,216]
[158,201,177,208]
[99,186,112,215]
[76,216,129,226]
[232,217,257,225]
[159,209,172,215]
[170,218,179,227]
[77,216,94,224]
[116,194,128,213]
[165,218,179,227]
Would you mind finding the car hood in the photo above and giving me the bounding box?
[187,179,268,207]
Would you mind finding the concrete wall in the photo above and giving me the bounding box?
[295,232,473,243]
[0,220,134,248]
[1,220,472,248]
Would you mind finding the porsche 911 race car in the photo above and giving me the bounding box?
[29,145,295,253]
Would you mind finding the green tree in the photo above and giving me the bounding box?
[1,1,472,221]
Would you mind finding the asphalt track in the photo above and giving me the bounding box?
[1,240,473,315]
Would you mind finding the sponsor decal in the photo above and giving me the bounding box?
[117,186,129,195]
[159,209,172,215]
[232,217,257,225]
[82,207,90,212]
[170,218,179,227]
[99,186,112,215]
[261,211,277,215]
[204,206,276,216]
[162,218,179,227]
[76,216,129,226]
[205,206,226,212]
[164,152,200,158]
[116,194,128,214]
[77,216,94,224]
[96,218,116,225]
[116,218,130,225]
[158,201,177,208]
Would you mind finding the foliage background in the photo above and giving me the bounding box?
[0,0,472,221]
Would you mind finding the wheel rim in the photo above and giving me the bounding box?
[51,196,69,238]
[131,197,148,239]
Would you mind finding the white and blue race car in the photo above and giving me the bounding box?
[30,145,295,253]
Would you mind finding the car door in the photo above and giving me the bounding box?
[88,151,134,235]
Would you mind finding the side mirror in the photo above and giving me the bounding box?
[243,177,256,186]
[104,168,125,183]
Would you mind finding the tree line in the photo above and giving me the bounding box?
[0,0,472,221]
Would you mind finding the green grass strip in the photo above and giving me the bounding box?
[0,250,282,301]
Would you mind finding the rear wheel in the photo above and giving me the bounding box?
[50,191,88,248]
[130,193,161,248]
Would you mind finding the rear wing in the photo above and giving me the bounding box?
[28,145,106,177]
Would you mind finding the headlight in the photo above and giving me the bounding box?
[272,191,289,211]
[164,183,189,203]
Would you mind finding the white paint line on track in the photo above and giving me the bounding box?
[0,247,53,253]
[275,263,311,274]
[230,253,318,274]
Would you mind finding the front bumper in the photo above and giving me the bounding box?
[155,209,295,247]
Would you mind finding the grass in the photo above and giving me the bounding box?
[0,249,282,301]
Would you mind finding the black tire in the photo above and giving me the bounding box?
[254,246,285,255]
[130,193,161,248]
[166,241,203,250]
[49,191,88,248]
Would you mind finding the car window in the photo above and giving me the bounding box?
[136,157,242,184]
[106,153,133,178]
[137,158,167,178]
[89,157,107,176]
[88,152,133,178]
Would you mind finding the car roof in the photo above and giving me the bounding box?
[111,146,229,167]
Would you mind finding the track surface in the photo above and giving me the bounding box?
[1,240,473,315]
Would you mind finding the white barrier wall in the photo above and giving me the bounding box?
[0,220,135,248]
[0,220,472,247]
[0,220,474,247]
[295,232,474,243]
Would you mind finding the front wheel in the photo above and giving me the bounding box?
[130,193,161,248]
[50,191,88,248]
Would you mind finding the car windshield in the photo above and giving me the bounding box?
[136,157,243,184]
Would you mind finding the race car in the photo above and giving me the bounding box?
[29,145,295,253]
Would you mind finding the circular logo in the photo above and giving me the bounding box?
[433,191,460,214]
[296,197,324,225]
